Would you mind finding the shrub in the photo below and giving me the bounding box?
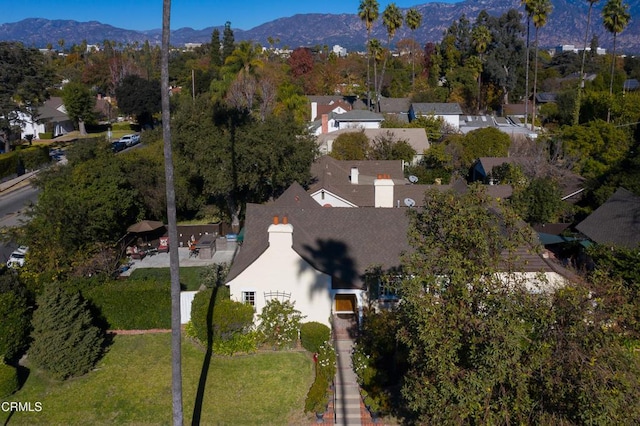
[212,331,258,356]
[38,132,53,140]
[0,362,18,398]
[300,321,330,353]
[304,375,329,414]
[18,146,50,170]
[190,288,253,345]
[0,290,31,364]
[257,300,305,350]
[29,286,105,380]
[316,341,337,381]
[83,279,170,329]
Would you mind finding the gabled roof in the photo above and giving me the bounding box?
[378,97,411,114]
[363,128,429,153]
[270,182,321,210]
[37,97,70,122]
[309,156,405,206]
[411,102,463,115]
[228,186,575,287]
[334,110,384,122]
[307,95,369,110]
[575,188,640,249]
[227,202,411,287]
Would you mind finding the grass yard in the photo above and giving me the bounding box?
[2,333,315,425]
[129,267,209,291]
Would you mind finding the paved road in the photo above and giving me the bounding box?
[0,179,39,262]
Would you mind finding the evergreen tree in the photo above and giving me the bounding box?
[29,286,105,380]
[221,21,235,64]
[210,28,221,68]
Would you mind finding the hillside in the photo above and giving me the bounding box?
[0,0,638,52]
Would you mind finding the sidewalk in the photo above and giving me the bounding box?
[0,170,39,193]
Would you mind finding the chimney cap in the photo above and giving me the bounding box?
[273,216,279,225]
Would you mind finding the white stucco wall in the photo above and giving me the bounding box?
[227,223,334,327]
[337,121,380,130]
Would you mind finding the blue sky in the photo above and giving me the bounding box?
[0,0,460,31]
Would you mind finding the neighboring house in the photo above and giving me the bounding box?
[470,157,585,203]
[316,128,429,164]
[378,97,411,123]
[310,99,352,121]
[226,185,573,326]
[409,102,463,130]
[15,97,74,140]
[310,110,384,136]
[308,155,512,207]
[334,110,384,131]
[575,187,640,249]
[459,115,536,139]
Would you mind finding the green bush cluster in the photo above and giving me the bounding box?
[212,331,258,356]
[29,286,105,380]
[0,290,31,364]
[38,132,53,140]
[0,146,50,180]
[110,122,134,131]
[300,321,330,353]
[189,288,254,353]
[304,340,336,415]
[83,279,170,329]
[0,362,19,398]
[257,299,304,350]
[304,375,329,414]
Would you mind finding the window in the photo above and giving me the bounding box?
[242,291,256,306]
[378,275,401,301]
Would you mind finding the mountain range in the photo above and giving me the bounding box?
[1,0,639,52]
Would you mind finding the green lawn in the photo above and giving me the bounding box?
[129,267,209,291]
[2,334,315,425]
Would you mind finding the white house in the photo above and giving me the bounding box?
[13,97,74,140]
[409,102,463,130]
[225,184,575,327]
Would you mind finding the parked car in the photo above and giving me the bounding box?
[7,246,28,268]
[111,141,127,153]
[119,134,140,147]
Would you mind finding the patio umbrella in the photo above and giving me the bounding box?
[127,220,165,233]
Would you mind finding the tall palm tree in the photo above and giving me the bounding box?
[530,0,552,130]
[369,38,383,100]
[161,0,183,424]
[521,0,533,127]
[602,0,630,122]
[404,8,423,89]
[376,2,403,111]
[471,24,491,112]
[574,0,601,125]
[358,0,380,109]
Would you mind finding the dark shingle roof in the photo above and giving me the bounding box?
[411,102,463,115]
[575,188,640,249]
[228,187,575,288]
[227,203,411,287]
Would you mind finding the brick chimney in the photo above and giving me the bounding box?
[374,174,394,208]
[268,215,293,247]
[321,114,329,134]
[350,166,359,184]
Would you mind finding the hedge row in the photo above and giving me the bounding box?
[0,362,18,398]
[0,146,50,180]
[83,279,171,330]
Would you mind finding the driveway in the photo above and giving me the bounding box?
[120,241,237,277]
